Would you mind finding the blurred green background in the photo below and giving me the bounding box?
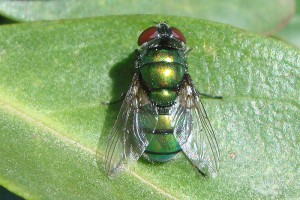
[0,0,298,48]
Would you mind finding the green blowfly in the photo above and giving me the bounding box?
[105,23,220,177]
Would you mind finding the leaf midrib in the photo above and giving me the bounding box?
[0,97,177,200]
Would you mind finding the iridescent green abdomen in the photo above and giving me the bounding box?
[139,49,186,107]
[142,115,181,162]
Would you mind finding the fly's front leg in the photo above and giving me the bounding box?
[185,47,193,55]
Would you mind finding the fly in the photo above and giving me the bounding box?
[105,23,221,177]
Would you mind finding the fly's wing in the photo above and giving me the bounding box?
[105,74,158,176]
[172,74,220,175]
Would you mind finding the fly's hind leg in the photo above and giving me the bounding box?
[185,47,193,55]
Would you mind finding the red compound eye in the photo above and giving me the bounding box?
[138,26,158,46]
[171,27,186,44]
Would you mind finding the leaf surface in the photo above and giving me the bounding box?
[0,15,299,199]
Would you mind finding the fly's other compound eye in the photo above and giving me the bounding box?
[171,27,186,44]
[138,26,158,46]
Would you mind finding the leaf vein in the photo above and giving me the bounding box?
[0,99,177,199]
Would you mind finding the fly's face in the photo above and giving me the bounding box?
[137,23,186,50]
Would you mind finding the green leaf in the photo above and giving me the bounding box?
[0,15,299,199]
[0,0,296,34]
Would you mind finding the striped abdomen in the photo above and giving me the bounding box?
[139,49,186,162]
[141,112,181,162]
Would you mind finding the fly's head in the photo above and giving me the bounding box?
[138,23,186,49]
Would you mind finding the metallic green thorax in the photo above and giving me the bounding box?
[138,48,186,162]
[139,49,186,107]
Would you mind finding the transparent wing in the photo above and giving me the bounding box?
[172,74,220,175]
[105,74,158,176]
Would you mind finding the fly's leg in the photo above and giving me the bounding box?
[185,49,222,99]
[197,168,207,176]
[185,74,223,99]
[198,92,223,99]
[185,47,193,55]
[101,93,126,105]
